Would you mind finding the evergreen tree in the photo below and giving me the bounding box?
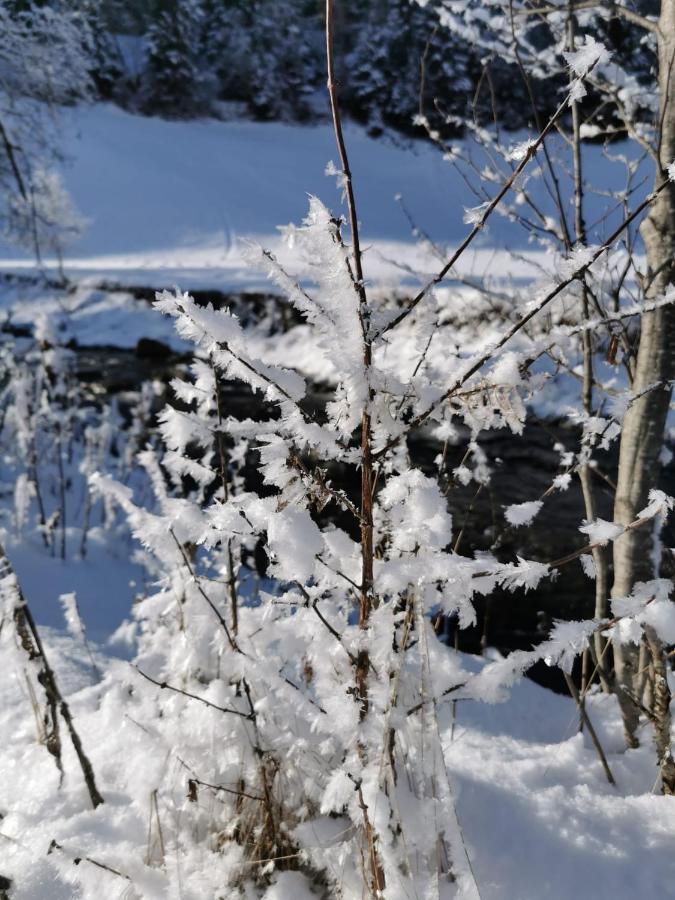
[344,0,490,138]
[140,0,214,116]
[245,0,323,122]
[76,0,127,101]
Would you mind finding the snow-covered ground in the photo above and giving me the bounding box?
[2,633,674,899]
[4,528,143,645]
[0,104,649,291]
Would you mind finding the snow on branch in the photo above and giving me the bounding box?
[504,500,543,527]
[564,35,612,78]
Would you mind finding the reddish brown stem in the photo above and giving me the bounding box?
[326,2,381,893]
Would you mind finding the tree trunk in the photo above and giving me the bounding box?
[612,0,675,749]
[644,625,675,793]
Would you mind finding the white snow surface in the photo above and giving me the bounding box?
[2,635,675,898]
[3,527,144,645]
[0,104,647,291]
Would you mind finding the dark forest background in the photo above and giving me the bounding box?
[16,0,658,139]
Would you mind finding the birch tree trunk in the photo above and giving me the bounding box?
[645,625,675,793]
[612,0,675,753]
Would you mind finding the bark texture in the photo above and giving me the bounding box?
[612,0,675,749]
[645,625,675,794]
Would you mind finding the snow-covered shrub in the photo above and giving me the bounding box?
[86,144,675,893]
[421,0,675,764]
[6,167,88,274]
[4,12,675,899]
[0,313,159,560]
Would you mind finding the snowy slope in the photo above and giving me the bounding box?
[0,104,649,290]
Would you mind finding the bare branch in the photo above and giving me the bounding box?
[325,0,367,313]
[373,178,669,460]
[513,0,657,32]
[169,528,242,654]
[562,671,616,785]
[187,776,264,803]
[377,89,572,338]
[1,550,104,809]
[133,665,253,720]
[48,840,130,881]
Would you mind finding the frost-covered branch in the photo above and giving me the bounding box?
[375,176,672,459]
[377,48,609,338]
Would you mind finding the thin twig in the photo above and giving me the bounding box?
[325,0,366,310]
[378,86,576,338]
[562,672,616,785]
[187,776,264,803]
[133,665,253,720]
[169,528,241,653]
[373,179,670,461]
[48,840,129,880]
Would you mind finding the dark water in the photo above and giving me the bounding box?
[70,289,675,693]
